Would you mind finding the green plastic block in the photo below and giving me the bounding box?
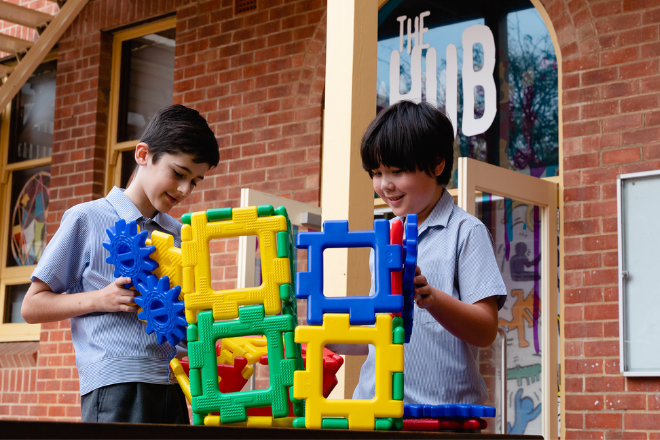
[189,368,202,397]
[257,205,275,217]
[393,326,405,344]
[274,206,289,220]
[187,324,198,342]
[392,316,403,329]
[192,412,205,426]
[181,213,192,225]
[322,418,348,429]
[393,417,403,431]
[392,372,404,400]
[375,418,393,430]
[292,417,306,429]
[284,331,296,359]
[280,284,293,303]
[276,231,289,258]
[206,207,232,222]
[187,306,295,424]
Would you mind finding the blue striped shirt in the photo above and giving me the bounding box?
[31,187,182,395]
[353,189,507,404]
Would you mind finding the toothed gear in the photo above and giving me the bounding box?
[135,275,187,346]
[402,214,418,344]
[103,219,158,288]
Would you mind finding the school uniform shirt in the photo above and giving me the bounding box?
[352,189,507,404]
[31,187,182,395]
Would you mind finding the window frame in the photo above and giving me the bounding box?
[0,52,58,341]
[105,16,177,194]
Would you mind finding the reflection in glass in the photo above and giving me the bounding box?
[7,165,51,267]
[8,60,56,163]
[376,4,558,187]
[504,9,558,179]
[4,283,29,323]
[477,192,543,436]
[117,28,176,142]
[120,149,138,188]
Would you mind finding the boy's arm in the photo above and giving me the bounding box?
[413,270,498,347]
[324,344,368,356]
[21,277,138,324]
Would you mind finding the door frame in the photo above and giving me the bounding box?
[458,157,558,440]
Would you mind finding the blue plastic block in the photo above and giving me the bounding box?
[103,219,158,288]
[401,214,418,343]
[296,219,403,325]
[404,404,496,419]
[135,275,187,346]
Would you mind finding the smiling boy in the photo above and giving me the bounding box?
[351,100,507,404]
[21,105,219,423]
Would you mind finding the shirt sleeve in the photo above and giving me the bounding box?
[456,223,507,309]
[31,207,92,294]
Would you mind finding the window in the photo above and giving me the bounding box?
[377,1,559,186]
[0,56,57,341]
[106,17,176,192]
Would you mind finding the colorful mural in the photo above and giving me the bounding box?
[479,195,559,435]
[10,170,50,266]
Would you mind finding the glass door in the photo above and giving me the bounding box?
[458,157,558,439]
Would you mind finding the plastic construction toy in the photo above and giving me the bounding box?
[135,275,187,346]
[293,313,405,430]
[401,214,419,343]
[103,219,157,289]
[296,219,403,325]
[390,219,403,319]
[402,403,494,432]
[187,305,296,425]
[180,206,291,323]
[145,231,183,295]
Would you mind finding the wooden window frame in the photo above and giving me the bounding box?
[105,16,176,194]
[0,52,58,341]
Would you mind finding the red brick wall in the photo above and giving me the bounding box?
[546,0,660,437]
[0,0,325,421]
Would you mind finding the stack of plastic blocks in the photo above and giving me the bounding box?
[292,216,418,431]
[181,206,305,426]
[403,404,496,432]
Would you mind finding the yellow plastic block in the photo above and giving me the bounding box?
[169,359,192,404]
[294,314,404,430]
[218,337,268,366]
[146,231,183,299]
[204,415,295,428]
[181,208,290,323]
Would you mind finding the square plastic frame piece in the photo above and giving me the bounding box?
[293,313,404,430]
[296,219,403,325]
[181,206,291,323]
[187,305,296,425]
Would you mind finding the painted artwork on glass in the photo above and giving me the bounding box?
[9,167,50,267]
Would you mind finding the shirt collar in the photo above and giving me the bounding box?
[105,187,179,236]
[415,188,454,234]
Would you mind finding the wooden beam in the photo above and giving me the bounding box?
[0,2,53,29]
[0,33,32,54]
[321,0,378,400]
[0,64,13,77]
[0,0,89,111]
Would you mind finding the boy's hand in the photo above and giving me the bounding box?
[413,266,434,309]
[97,277,138,313]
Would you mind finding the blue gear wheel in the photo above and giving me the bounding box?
[401,214,418,343]
[135,275,187,346]
[103,219,158,288]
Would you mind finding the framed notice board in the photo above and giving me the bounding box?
[618,170,660,376]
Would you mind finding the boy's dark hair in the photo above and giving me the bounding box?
[140,104,219,167]
[360,100,454,186]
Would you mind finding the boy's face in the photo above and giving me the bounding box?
[135,144,210,215]
[371,163,444,224]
